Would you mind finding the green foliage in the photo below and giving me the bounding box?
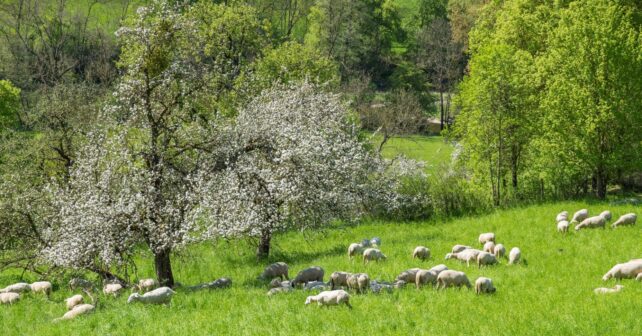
[0,80,20,131]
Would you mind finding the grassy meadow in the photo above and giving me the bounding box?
[1,201,641,335]
[376,135,454,174]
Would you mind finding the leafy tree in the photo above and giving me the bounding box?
[0,80,20,131]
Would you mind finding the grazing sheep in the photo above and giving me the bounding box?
[133,279,158,293]
[556,211,568,222]
[363,248,387,264]
[594,285,624,294]
[292,266,325,287]
[477,252,498,268]
[260,262,289,280]
[0,282,31,294]
[305,290,352,309]
[30,281,52,296]
[393,280,407,289]
[187,277,233,291]
[347,273,370,294]
[451,245,472,253]
[348,243,365,259]
[557,220,570,233]
[329,271,352,290]
[127,286,175,305]
[636,273,642,282]
[475,277,496,294]
[267,286,293,296]
[508,247,521,265]
[0,292,20,304]
[611,213,637,228]
[602,260,642,281]
[370,237,381,247]
[412,246,430,260]
[103,283,124,297]
[396,268,422,283]
[360,238,372,247]
[599,210,612,221]
[446,249,482,267]
[478,233,496,244]
[493,244,506,259]
[415,269,438,289]
[269,278,283,289]
[571,209,589,223]
[53,304,95,322]
[483,241,495,253]
[69,278,94,292]
[436,270,472,290]
[65,294,84,310]
[574,215,606,231]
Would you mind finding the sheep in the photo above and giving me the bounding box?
[477,252,498,268]
[370,280,393,294]
[396,268,422,283]
[436,270,472,290]
[30,281,52,296]
[599,210,612,221]
[304,289,352,309]
[103,283,124,297]
[363,248,387,264]
[348,243,365,259]
[360,238,372,247]
[571,209,589,223]
[611,213,637,228]
[602,260,642,281]
[556,211,568,222]
[267,286,293,296]
[53,304,95,322]
[346,273,370,294]
[636,273,642,282]
[478,233,496,244]
[451,245,472,253]
[594,285,624,294]
[304,281,329,291]
[393,280,407,289]
[133,278,158,293]
[483,241,495,253]
[508,247,521,265]
[260,262,289,281]
[0,292,20,305]
[0,282,31,294]
[370,237,381,247]
[557,220,570,233]
[292,266,324,287]
[445,249,482,267]
[187,277,233,291]
[127,286,175,305]
[69,278,94,292]
[415,269,439,289]
[65,294,84,310]
[429,264,448,275]
[329,271,352,290]
[412,246,430,260]
[574,215,606,231]
[269,278,283,289]
[493,244,506,259]
[475,277,496,294]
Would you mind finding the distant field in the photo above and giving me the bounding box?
[373,135,454,174]
[1,201,640,335]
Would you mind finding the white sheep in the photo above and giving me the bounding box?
[30,281,52,296]
[0,292,20,304]
[329,271,352,290]
[347,273,369,293]
[611,213,637,228]
[412,246,430,260]
[396,268,422,283]
[451,245,472,253]
[65,294,84,310]
[574,215,606,231]
[445,249,482,267]
[103,283,124,297]
[267,286,293,296]
[133,278,158,293]
[0,282,31,294]
[477,252,498,268]
[260,262,289,280]
[508,247,521,265]
[436,270,472,290]
[599,210,612,221]
[304,281,330,291]
[493,244,506,259]
[602,260,642,281]
[69,278,94,292]
[475,277,496,294]
[556,211,568,222]
[292,266,325,287]
[636,273,642,282]
[594,285,624,294]
[571,209,589,223]
[483,241,495,253]
[305,289,352,308]
[363,248,387,264]
[429,264,448,274]
[557,220,569,233]
[53,304,95,322]
[478,233,496,244]
[369,280,393,294]
[415,269,438,289]
[127,286,175,305]
[348,243,365,259]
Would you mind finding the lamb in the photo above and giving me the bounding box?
[133,278,158,293]
[65,294,84,310]
[451,245,472,253]
[348,243,365,259]
[436,270,471,290]
[594,285,624,294]
[363,248,387,264]
[187,277,233,291]
[599,210,612,221]
[304,289,352,309]
[292,266,324,287]
[570,209,589,223]
[477,252,498,268]
[53,304,95,322]
[127,286,175,305]
[574,215,606,231]
[396,268,422,283]
[69,278,94,292]
[445,249,482,267]
[557,220,570,233]
[267,286,293,296]
[30,281,52,296]
[475,277,496,294]
[412,246,430,260]
[556,211,568,222]
[0,282,31,294]
[508,247,521,265]
[0,292,20,304]
[483,241,495,253]
[602,260,642,281]
[329,271,352,290]
[260,262,289,280]
[103,283,124,297]
[347,273,370,294]
[493,244,506,259]
[478,233,496,244]
[611,213,637,228]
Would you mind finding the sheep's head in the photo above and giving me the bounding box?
[445,253,454,260]
[602,272,612,281]
[304,296,313,305]
[381,254,387,260]
[127,293,141,303]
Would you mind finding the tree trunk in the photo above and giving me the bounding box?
[439,91,445,131]
[595,167,607,199]
[154,249,175,287]
[256,230,272,260]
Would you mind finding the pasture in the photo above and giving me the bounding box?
[1,201,640,335]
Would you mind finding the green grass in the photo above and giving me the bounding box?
[374,135,454,174]
[2,201,641,335]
